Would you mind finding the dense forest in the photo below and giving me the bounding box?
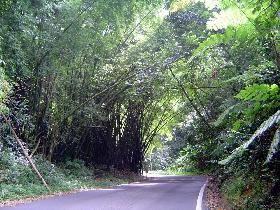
[0,0,279,209]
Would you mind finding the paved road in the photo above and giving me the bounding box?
[1,176,208,210]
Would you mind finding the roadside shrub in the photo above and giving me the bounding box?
[62,159,93,178]
[221,174,274,210]
[0,151,125,202]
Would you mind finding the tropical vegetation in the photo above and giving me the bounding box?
[0,0,279,209]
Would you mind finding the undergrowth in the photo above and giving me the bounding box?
[221,174,280,210]
[0,149,138,203]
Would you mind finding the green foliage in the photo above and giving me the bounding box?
[212,104,238,127]
[266,128,280,163]
[62,159,92,177]
[0,0,279,208]
[0,67,10,113]
[0,0,12,15]
[235,84,279,102]
[193,24,256,56]
[236,84,279,124]
[159,0,280,208]
[221,175,247,208]
[0,150,131,202]
[219,110,280,165]
[221,175,270,210]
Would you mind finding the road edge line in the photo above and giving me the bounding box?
[195,181,207,210]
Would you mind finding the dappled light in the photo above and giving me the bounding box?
[120,183,160,187]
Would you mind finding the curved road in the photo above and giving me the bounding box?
[1,175,208,210]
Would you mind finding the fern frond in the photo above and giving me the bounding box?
[265,128,280,164]
[213,104,238,127]
[219,110,280,165]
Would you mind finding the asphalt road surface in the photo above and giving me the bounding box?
[1,175,208,210]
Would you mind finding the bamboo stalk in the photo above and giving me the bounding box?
[1,114,51,192]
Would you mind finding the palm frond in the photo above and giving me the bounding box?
[265,128,280,164]
[219,110,280,165]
